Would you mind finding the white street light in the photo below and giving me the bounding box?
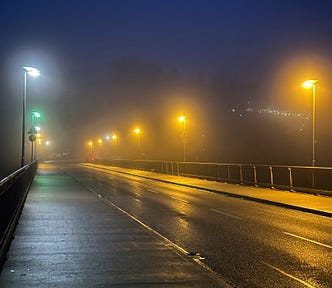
[21,66,40,167]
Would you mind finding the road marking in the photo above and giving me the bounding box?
[94,194,233,287]
[284,232,332,249]
[147,189,159,194]
[262,261,317,288]
[170,196,189,203]
[210,209,243,220]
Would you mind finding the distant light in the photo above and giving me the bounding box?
[134,128,141,134]
[105,135,110,141]
[35,126,41,132]
[45,141,50,146]
[302,80,318,89]
[178,116,186,122]
[112,134,117,140]
[98,139,102,144]
[22,66,40,77]
[88,141,93,147]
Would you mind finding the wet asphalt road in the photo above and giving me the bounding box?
[65,164,332,288]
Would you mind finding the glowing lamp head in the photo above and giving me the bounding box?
[302,80,318,89]
[23,66,40,77]
[35,126,41,132]
[178,116,186,122]
[32,111,41,118]
[134,128,141,134]
[88,141,93,147]
[98,139,102,144]
[112,135,117,140]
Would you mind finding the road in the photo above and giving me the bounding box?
[63,163,332,288]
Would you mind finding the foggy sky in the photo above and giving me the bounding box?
[1,0,332,178]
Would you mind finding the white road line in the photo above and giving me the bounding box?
[262,261,317,288]
[147,189,159,194]
[284,232,332,249]
[95,194,233,288]
[210,209,243,220]
[170,196,189,203]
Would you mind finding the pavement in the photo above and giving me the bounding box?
[81,162,332,218]
[0,163,231,288]
[1,161,331,287]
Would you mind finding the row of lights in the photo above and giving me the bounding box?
[87,116,188,161]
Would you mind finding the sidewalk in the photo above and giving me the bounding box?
[82,163,332,218]
[0,163,230,288]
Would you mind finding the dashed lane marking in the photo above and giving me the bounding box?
[262,261,317,288]
[284,231,332,249]
[170,196,189,203]
[210,209,243,220]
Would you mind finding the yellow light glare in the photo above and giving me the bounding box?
[178,116,186,122]
[98,139,102,144]
[302,79,318,89]
[134,128,141,134]
[112,135,117,140]
[88,141,93,147]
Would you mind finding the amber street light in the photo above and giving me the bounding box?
[178,116,187,162]
[302,79,318,187]
[134,128,141,153]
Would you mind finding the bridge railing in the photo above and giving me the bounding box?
[101,159,332,196]
[0,161,38,269]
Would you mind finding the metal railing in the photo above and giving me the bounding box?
[0,161,38,270]
[100,159,332,196]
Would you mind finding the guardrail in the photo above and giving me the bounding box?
[0,161,38,270]
[100,159,332,196]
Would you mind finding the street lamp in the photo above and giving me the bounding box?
[134,128,141,156]
[21,66,40,167]
[178,115,187,162]
[302,79,318,187]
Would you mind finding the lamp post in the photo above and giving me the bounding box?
[302,79,318,187]
[21,67,40,167]
[134,128,141,156]
[178,116,187,162]
[112,134,118,158]
[30,111,41,161]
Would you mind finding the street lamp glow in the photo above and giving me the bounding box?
[112,134,117,140]
[105,135,110,141]
[134,128,141,134]
[88,141,93,147]
[98,138,103,144]
[23,66,40,77]
[32,111,41,118]
[178,116,186,122]
[35,126,41,132]
[302,79,318,89]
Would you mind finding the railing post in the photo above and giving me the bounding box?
[288,167,294,191]
[269,166,274,189]
[239,164,243,184]
[253,165,258,187]
[177,161,180,176]
[227,166,230,182]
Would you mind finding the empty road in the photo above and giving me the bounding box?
[63,163,332,288]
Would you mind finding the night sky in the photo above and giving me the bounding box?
[1,0,332,178]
